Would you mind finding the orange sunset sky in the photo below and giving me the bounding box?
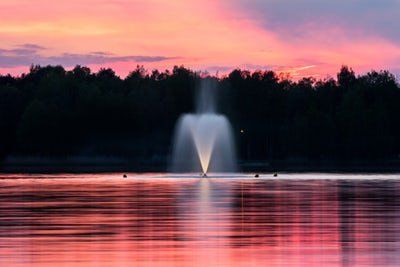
[0,0,399,79]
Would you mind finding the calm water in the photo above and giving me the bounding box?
[0,173,400,267]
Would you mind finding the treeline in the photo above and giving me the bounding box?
[0,65,399,163]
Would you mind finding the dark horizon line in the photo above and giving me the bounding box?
[1,64,398,83]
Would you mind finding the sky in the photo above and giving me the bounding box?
[0,0,399,79]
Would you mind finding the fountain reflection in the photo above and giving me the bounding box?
[177,178,233,265]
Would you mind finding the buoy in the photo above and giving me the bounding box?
[254,174,259,178]
[273,173,278,177]
[123,174,127,178]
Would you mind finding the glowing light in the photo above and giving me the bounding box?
[189,118,219,174]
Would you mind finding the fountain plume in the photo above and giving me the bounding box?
[171,80,237,173]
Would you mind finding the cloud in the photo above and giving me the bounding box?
[0,43,46,56]
[0,44,176,68]
[90,51,113,56]
[45,53,175,66]
[229,0,400,44]
[17,43,46,50]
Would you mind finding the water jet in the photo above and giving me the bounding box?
[171,80,237,174]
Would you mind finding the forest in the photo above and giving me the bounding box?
[0,65,399,169]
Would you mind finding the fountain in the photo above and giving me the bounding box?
[171,80,237,174]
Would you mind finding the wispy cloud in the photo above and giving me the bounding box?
[0,44,176,68]
[17,43,46,50]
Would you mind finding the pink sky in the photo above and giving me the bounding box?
[0,0,399,79]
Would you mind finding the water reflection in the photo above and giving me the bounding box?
[0,174,399,266]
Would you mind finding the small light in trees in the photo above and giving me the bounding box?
[240,129,245,134]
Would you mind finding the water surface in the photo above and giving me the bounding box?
[0,173,399,266]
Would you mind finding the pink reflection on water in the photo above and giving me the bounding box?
[0,174,399,266]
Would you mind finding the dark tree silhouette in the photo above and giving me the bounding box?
[0,64,399,170]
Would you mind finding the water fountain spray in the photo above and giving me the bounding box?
[171,80,237,174]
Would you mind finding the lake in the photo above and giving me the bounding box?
[0,173,399,266]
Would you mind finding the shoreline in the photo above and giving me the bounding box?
[2,157,400,173]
